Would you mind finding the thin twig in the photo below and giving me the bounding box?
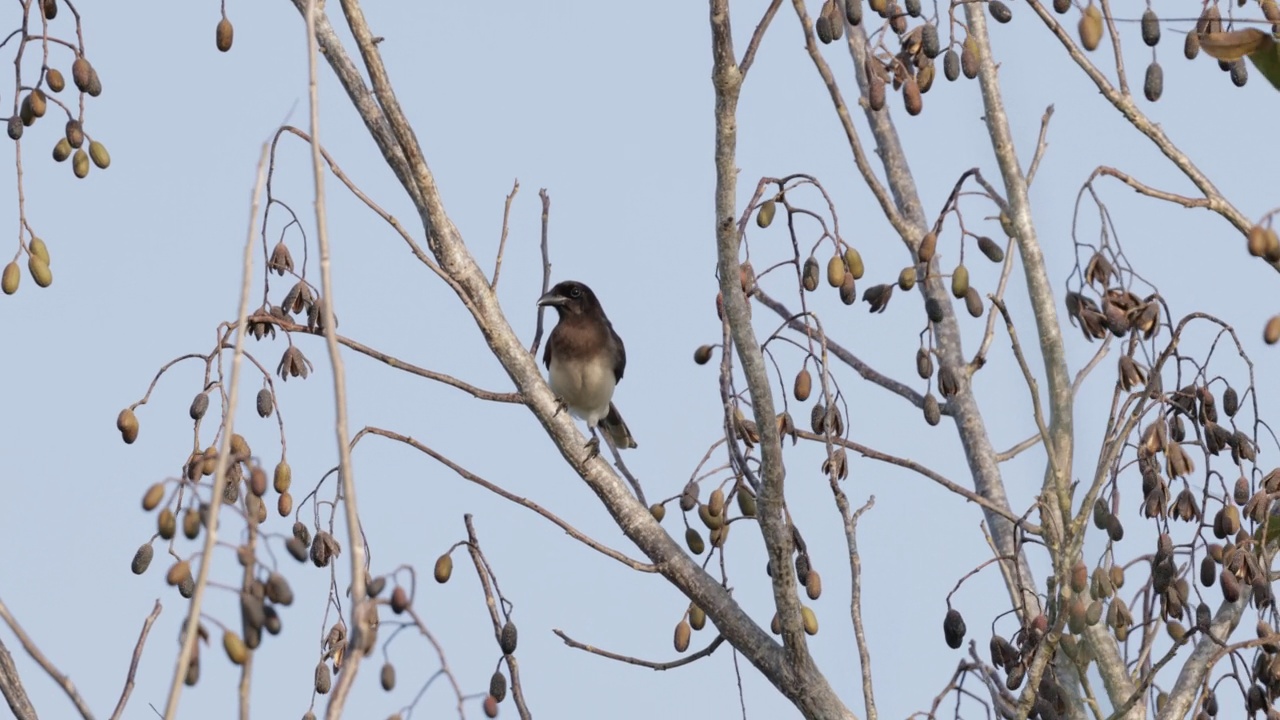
[1025,105,1054,188]
[553,629,725,670]
[491,179,519,289]
[109,600,162,720]
[355,427,656,571]
[530,189,553,356]
[0,598,92,719]
[463,516,531,720]
[848,497,877,720]
[163,144,270,720]
[990,297,1062,487]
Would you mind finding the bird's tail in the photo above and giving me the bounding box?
[601,403,637,449]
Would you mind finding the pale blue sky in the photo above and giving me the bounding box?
[2,2,1276,719]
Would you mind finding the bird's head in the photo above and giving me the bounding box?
[537,281,601,317]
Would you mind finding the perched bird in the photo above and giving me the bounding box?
[537,280,637,454]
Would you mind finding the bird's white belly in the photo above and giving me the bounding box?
[549,354,615,427]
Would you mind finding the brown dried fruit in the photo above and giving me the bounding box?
[157,508,176,539]
[964,287,983,318]
[794,368,812,401]
[273,461,291,493]
[216,17,234,52]
[756,199,776,228]
[693,344,714,365]
[500,621,518,654]
[1079,4,1103,51]
[988,1,1012,23]
[918,231,937,263]
[314,661,332,694]
[391,585,410,614]
[381,662,396,691]
[961,36,979,78]
[802,256,820,291]
[118,408,140,444]
[674,619,691,652]
[943,608,966,648]
[435,553,453,583]
[131,543,154,574]
[686,527,705,555]
[256,388,274,417]
[923,393,941,425]
[802,606,819,635]
[142,482,164,511]
[1144,62,1163,102]
[489,670,507,703]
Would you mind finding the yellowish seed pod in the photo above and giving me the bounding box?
[1,261,19,295]
[826,254,846,288]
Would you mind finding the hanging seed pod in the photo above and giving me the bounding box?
[189,392,209,420]
[921,22,940,58]
[844,248,864,279]
[925,297,944,323]
[216,17,235,52]
[898,266,917,291]
[649,503,666,522]
[960,36,979,78]
[685,527,705,555]
[868,73,886,111]
[844,0,865,25]
[131,543,154,574]
[943,49,960,81]
[917,60,935,93]
[801,606,819,635]
[689,604,707,631]
[499,621,518,654]
[1144,62,1163,102]
[988,1,1012,23]
[923,393,941,426]
[1230,60,1248,87]
[1266,315,1280,345]
[964,288,983,318]
[888,1,906,33]
[756,199,776,228]
[1141,8,1160,46]
[915,348,933,379]
[839,272,857,305]
[674,620,691,652]
[918,231,937,262]
[827,254,847,288]
[905,0,921,16]
[950,264,969,298]
[1079,4,1103,51]
[943,608,966,648]
[976,236,1004,263]
[434,553,453,583]
[902,75,922,115]
[802,257,820,291]
[1223,386,1239,417]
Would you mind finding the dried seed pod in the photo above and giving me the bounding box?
[806,570,823,600]
[489,670,507,703]
[988,0,1012,23]
[285,536,308,563]
[189,392,209,420]
[921,22,940,58]
[918,231,937,263]
[686,527,705,555]
[273,460,291,493]
[314,661,332,694]
[1079,4,1103,51]
[381,662,396,691]
[256,389,274,417]
[836,272,856,306]
[1,261,18,294]
[64,120,83,148]
[1141,8,1160,46]
[923,393,941,426]
[216,17,234,52]
[72,149,89,178]
[692,344,714,366]
[905,0,921,16]
[1248,227,1270,257]
[793,368,812,401]
[1266,315,1280,345]
[1230,60,1248,87]
[802,256,820,291]
[964,288,983,318]
[391,585,410,614]
[182,509,200,539]
[887,1,906,33]
[915,347,933,379]
[1183,33,1200,62]
[902,75,922,115]
[844,247,865,280]
[158,508,176,539]
[868,72,886,111]
[862,283,892,313]
[943,608,966,648]
[650,503,666,522]
[223,631,247,665]
[1221,569,1240,602]
[674,620,691,652]
[680,482,699,511]
[1144,62,1163,102]
[52,137,71,162]
[142,482,164,511]
[802,606,819,635]
[961,36,979,79]
[131,543,154,574]
[827,254,846,288]
[943,49,960,81]
[845,0,862,25]
[937,366,959,398]
[756,199,776,228]
[118,408,140,444]
[434,553,453,583]
[1105,514,1124,542]
[88,141,110,169]
[166,560,192,587]
[500,621,518,654]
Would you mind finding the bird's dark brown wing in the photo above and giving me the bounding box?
[608,321,626,383]
[542,326,555,370]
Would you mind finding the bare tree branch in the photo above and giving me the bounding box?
[109,600,162,720]
[0,597,94,720]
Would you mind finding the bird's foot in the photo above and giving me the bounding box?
[584,436,600,461]
[553,396,568,417]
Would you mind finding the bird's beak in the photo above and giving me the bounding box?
[537,291,566,307]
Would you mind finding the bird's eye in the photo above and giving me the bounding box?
[569,286,582,298]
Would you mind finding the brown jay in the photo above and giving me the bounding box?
[537,280,637,453]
